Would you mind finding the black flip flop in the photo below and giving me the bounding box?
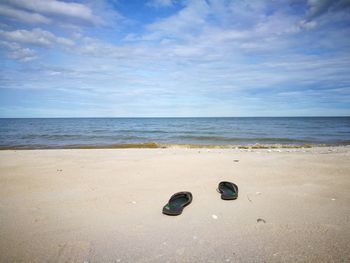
[162,191,193,216]
[217,181,238,200]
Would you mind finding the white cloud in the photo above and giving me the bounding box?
[146,0,210,40]
[299,20,318,30]
[147,0,178,8]
[3,0,102,25]
[0,28,74,47]
[8,47,37,61]
[0,4,51,24]
[1,0,349,117]
[142,0,302,46]
[0,41,37,61]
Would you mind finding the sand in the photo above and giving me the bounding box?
[0,147,350,262]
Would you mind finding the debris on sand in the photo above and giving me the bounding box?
[212,214,218,220]
[247,195,252,202]
[257,218,266,223]
[233,160,239,162]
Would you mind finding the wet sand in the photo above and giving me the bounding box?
[0,147,349,262]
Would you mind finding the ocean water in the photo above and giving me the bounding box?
[0,117,349,149]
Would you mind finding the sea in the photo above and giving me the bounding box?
[0,117,349,149]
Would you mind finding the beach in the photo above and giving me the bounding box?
[0,146,350,262]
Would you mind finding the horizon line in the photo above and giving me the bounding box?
[0,116,350,119]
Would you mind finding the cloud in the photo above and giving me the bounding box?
[145,0,210,40]
[142,0,303,45]
[0,4,51,24]
[0,28,74,47]
[0,41,37,61]
[307,0,333,18]
[3,0,102,25]
[307,0,350,19]
[7,46,37,62]
[0,0,349,116]
[147,0,178,8]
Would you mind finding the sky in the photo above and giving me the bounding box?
[0,0,350,117]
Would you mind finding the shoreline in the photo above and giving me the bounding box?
[1,142,349,150]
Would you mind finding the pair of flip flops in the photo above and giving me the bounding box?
[162,181,238,216]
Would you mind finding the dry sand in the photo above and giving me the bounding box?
[0,147,350,262]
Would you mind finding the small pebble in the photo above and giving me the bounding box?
[233,160,239,162]
[131,201,137,204]
[212,214,218,220]
[331,198,336,201]
[255,192,262,195]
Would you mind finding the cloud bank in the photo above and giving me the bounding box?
[0,0,349,117]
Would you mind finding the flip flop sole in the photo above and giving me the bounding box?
[218,182,238,200]
[162,193,192,216]
[221,194,238,200]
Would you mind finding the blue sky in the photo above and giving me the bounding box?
[0,0,349,117]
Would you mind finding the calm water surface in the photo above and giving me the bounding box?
[0,117,349,149]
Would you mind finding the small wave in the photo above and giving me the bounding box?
[2,142,347,150]
[174,135,309,143]
[334,140,350,145]
[116,129,170,134]
[22,134,83,140]
[21,134,148,140]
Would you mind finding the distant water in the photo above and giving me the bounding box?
[0,117,349,149]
